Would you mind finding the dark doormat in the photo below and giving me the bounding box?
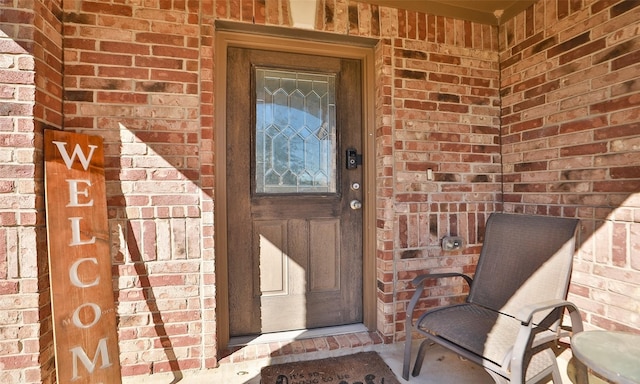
[260,351,401,384]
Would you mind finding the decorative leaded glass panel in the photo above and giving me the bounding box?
[255,68,336,194]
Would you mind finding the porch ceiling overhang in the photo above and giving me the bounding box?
[358,0,539,25]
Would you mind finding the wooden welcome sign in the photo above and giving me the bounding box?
[44,129,122,383]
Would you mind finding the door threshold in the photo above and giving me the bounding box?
[228,323,368,347]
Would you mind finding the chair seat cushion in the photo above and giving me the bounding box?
[416,303,522,367]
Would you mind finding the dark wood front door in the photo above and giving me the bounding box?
[226,47,364,336]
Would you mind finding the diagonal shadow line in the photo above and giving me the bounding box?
[123,221,183,383]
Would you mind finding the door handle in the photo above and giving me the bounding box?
[350,200,362,210]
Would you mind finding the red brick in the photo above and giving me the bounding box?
[99,66,149,79]
[0,355,38,369]
[610,0,640,17]
[121,364,152,377]
[0,9,35,24]
[524,79,560,98]
[547,32,590,58]
[593,180,640,192]
[403,99,436,111]
[501,52,522,69]
[429,72,460,84]
[136,32,185,46]
[612,222,627,267]
[82,1,133,16]
[595,39,634,63]
[396,48,427,60]
[560,142,608,156]
[559,116,609,134]
[100,41,149,55]
[557,0,570,19]
[514,161,548,172]
[150,69,197,83]
[438,103,468,113]
[395,8,406,37]
[0,281,18,294]
[64,64,95,76]
[562,169,606,181]
[147,275,186,286]
[462,77,492,88]
[80,51,132,65]
[152,45,199,59]
[594,123,640,140]
[152,358,200,373]
[429,53,461,65]
[96,91,147,104]
[510,118,544,135]
[0,69,35,85]
[513,73,546,93]
[348,3,359,35]
[530,36,558,55]
[135,56,183,69]
[591,93,640,114]
[513,183,545,192]
[512,95,545,112]
[591,0,619,14]
[610,166,640,179]
[559,38,607,65]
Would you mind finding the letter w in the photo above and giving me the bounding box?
[70,337,112,380]
[52,141,98,171]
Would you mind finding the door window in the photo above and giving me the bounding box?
[255,68,337,194]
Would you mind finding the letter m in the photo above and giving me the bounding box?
[70,337,112,380]
[52,141,98,171]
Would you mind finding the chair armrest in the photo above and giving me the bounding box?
[510,300,584,383]
[407,273,473,320]
[516,299,583,331]
[403,272,473,380]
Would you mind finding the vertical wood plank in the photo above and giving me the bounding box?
[44,129,122,384]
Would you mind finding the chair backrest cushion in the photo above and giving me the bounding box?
[468,213,579,317]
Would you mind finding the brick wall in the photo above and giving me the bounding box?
[61,0,217,377]
[0,1,62,383]
[500,0,640,332]
[372,10,502,341]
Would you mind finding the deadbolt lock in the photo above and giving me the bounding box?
[346,148,362,169]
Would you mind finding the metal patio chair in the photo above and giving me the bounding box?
[403,213,585,384]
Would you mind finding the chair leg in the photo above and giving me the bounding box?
[411,339,431,377]
[402,333,413,380]
[547,349,562,384]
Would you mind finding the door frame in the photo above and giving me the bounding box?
[214,21,377,350]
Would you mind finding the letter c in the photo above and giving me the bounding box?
[70,258,100,288]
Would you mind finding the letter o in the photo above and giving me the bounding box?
[72,303,102,329]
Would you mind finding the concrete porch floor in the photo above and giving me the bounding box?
[124,326,592,384]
